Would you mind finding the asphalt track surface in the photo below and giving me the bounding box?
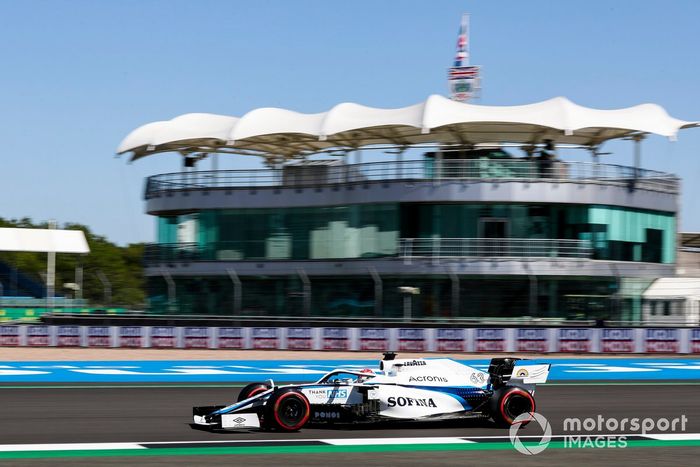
[2,383,700,466]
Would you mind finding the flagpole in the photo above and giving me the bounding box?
[448,12,480,102]
[464,14,469,66]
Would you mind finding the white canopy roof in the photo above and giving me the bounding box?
[117,95,698,161]
[643,278,700,300]
[0,228,90,253]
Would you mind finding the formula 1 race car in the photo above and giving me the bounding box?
[191,353,550,432]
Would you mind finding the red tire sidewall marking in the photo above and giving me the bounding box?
[499,388,535,425]
[248,386,267,398]
[273,392,310,431]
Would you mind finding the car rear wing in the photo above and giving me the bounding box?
[488,357,550,388]
[509,363,551,385]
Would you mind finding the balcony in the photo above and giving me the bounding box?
[144,238,593,264]
[145,159,679,199]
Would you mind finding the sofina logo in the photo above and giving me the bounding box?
[509,412,552,455]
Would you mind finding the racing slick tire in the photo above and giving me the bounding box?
[489,386,536,427]
[237,382,272,402]
[262,388,311,432]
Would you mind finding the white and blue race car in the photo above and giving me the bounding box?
[191,353,550,432]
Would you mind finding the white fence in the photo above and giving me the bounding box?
[1,326,700,353]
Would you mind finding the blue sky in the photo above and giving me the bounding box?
[0,0,698,245]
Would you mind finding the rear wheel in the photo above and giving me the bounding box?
[490,386,535,427]
[238,382,271,402]
[263,389,310,432]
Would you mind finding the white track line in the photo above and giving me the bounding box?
[323,437,474,446]
[143,438,321,445]
[2,434,699,452]
[643,433,700,441]
[0,443,145,452]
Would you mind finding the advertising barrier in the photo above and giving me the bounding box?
[150,326,176,348]
[251,327,279,350]
[474,328,507,352]
[119,326,144,348]
[322,327,351,351]
[56,326,81,347]
[691,328,700,354]
[26,325,51,347]
[396,328,427,351]
[0,325,698,353]
[183,327,210,349]
[217,327,246,349]
[359,328,389,351]
[601,328,637,353]
[0,325,21,346]
[286,327,313,350]
[86,326,112,347]
[557,328,593,353]
[435,328,467,352]
[516,328,550,353]
[644,328,680,353]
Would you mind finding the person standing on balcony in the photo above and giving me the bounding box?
[538,139,556,178]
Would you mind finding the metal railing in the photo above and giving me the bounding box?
[39,312,700,328]
[145,159,679,198]
[144,241,395,262]
[0,297,89,307]
[145,243,202,262]
[144,237,593,263]
[399,238,592,259]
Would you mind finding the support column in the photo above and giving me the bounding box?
[403,294,412,321]
[75,257,84,300]
[369,267,382,317]
[634,135,643,170]
[631,134,645,191]
[524,264,538,316]
[96,270,112,307]
[609,263,621,320]
[449,269,460,317]
[435,150,443,185]
[227,269,242,315]
[397,149,404,179]
[548,280,558,318]
[298,269,311,316]
[46,220,56,310]
[11,260,17,296]
[529,275,538,316]
[161,270,175,313]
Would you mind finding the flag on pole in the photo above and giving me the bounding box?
[448,13,481,102]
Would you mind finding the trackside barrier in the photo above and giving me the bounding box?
[0,326,697,353]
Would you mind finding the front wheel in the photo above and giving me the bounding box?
[489,386,535,427]
[263,389,310,432]
[238,382,271,402]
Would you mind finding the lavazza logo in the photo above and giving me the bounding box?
[509,412,689,455]
[402,360,427,367]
